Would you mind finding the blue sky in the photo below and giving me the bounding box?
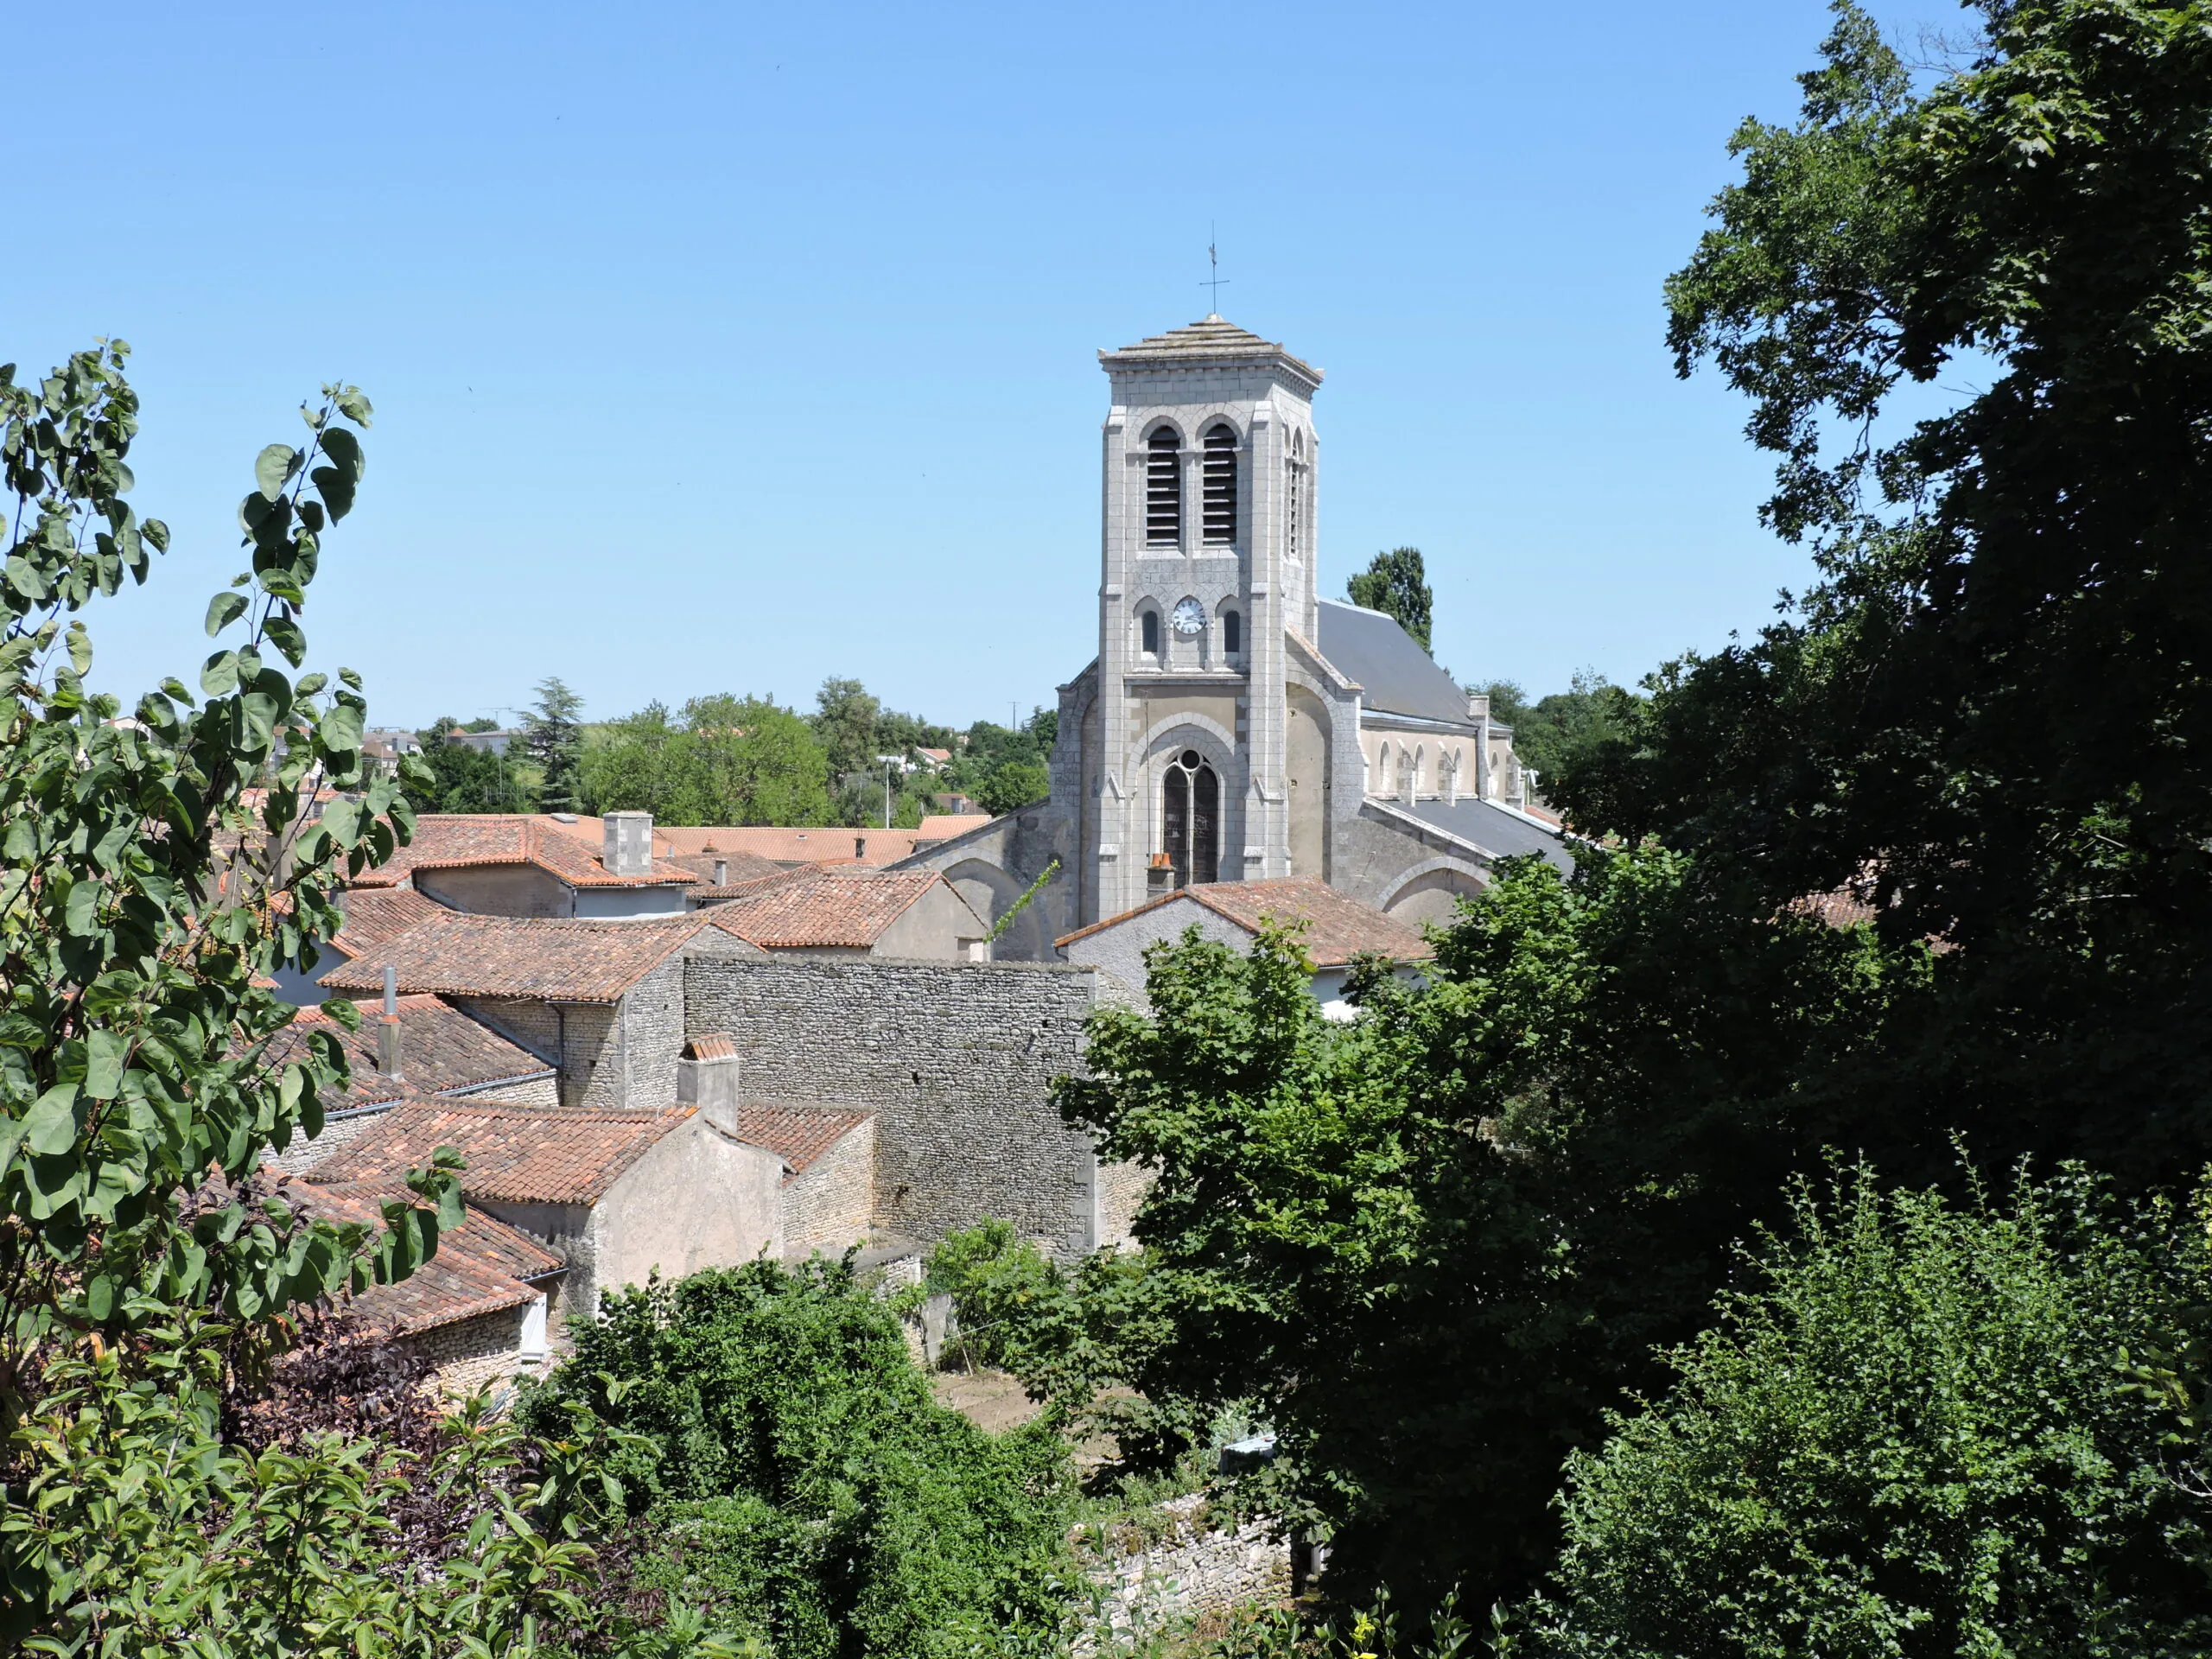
[10,0,1966,731]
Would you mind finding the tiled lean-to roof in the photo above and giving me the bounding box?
[1058,876,1433,969]
[306,1101,696,1205]
[351,815,700,892]
[292,1181,563,1335]
[327,888,446,957]
[730,1102,871,1178]
[321,912,747,1004]
[703,870,974,950]
[259,995,553,1110]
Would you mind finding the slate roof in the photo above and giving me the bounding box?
[306,1100,696,1205]
[1100,315,1323,385]
[1396,797,1575,874]
[293,1181,563,1334]
[329,888,446,958]
[1058,876,1434,968]
[321,912,740,1003]
[353,816,699,892]
[706,870,978,950]
[263,995,554,1109]
[1316,600,1478,727]
[729,1102,871,1177]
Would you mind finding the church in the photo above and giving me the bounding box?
[900,315,1565,960]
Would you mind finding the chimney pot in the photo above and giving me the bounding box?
[714,859,728,885]
[677,1034,742,1137]
[377,966,404,1080]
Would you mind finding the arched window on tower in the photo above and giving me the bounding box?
[1146,428,1182,547]
[1286,429,1305,561]
[1222,607,1242,657]
[1161,748,1220,887]
[1140,607,1160,658]
[1202,424,1237,545]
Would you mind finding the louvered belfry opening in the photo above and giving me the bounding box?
[1146,428,1182,546]
[1202,423,1237,544]
[1162,748,1220,887]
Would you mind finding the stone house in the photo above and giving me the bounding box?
[351,812,700,918]
[317,909,762,1112]
[291,1179,567,1397]
[700,869,992,961]
[1056,875,1433,1019]
[258,993,558,1173]
[306,1094,785,1349]
[267,887,445,1006]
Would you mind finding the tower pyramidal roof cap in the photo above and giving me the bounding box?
[1101,315,1322,388]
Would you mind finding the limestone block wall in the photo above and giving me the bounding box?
[264,1103,397,1176]
[407,1303,537,1399]
[783,1116,876,1262]
[458,998,620,1110]
[1079,1496,1290,1646]
[684,957,1102,1252]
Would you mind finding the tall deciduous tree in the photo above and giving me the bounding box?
[1346,548,1433,654]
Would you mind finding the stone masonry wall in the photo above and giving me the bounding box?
[683,957,1102,1252]
[264,1103,396,1176]
[458,998,620,1110]
[1081,1496,1289,1647]
[784,1116,876,1262]
[407,1302,536,1399]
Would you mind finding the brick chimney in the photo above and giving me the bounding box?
[376,964,404,1081]
[603,810,653,878]
[677,1033,741,1137]
[1147,853,1175,897]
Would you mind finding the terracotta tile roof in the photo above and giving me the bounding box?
[321,912,743,1004]
[293,1181,563,1334]
[685,866,822,904]
[664,849,789,887]
[305,1100,696,1205]
[704,870,978,950]
[351,816,699,891]
[730,1101,870,1177]
[536,816,924,868]
[1057,876,1434,968]
[915,814,993,842]
[330,888,445,957]
[262,995,553,1109]
[683,1033,741,1061]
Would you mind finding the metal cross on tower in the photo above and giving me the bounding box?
[1200,231,1230,314]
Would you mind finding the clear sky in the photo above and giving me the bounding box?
[9,0,1965,733]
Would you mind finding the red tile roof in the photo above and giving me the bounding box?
[330,888,446,957]
[319,911,747,1004]
[293,1181,563,1334]
[731,1102,870,1176]
[704,870,977,950]
[261,995,553,1109]
[305,1100,696,1205]
[1057,876,1434,968]
[914,813,993,842]
[352,815,699,891]
[665,849,790,887]
[535,816,925,868]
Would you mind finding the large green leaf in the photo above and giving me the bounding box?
[253,443,298,502]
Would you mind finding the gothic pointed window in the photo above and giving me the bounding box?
[1141,607,1160,657]
[1223,608,1242,656]
[1202,424,1237,545]
[1146,428,1182,546]
[1162,748,1220,887]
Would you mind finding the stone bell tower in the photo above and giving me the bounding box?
[1084,315,1324,922]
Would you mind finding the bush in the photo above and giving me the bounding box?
[524,1258,1080,1658]
[1520,1165,2212,1656]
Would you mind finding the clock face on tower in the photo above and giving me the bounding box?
[1171,597,1206,637]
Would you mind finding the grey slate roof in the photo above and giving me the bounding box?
[1100,316,1322,385]
[1401,797,1575,874]
[1317,600,1478,726]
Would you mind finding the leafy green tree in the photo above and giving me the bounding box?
[1467,679,1529,728]
[974,760,1049,817]
[1524,1166,2212,1656]
[677,693,832,825]
[408,725,532,813]
[1510,671,1634,796]
[1051,844,1923,1607]
[1346,548,1433,654]
[811,676,882,780]
[524,1259,1077,1659]
[1556,0,2212,1181]
[522,674,584,813]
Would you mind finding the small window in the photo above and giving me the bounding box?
[1146,428,1182,546]
[1223,609,1242,655]
[1141,608,1160,657]
[1202,424,1237,544]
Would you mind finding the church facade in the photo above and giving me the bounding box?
[899,315,1565,959]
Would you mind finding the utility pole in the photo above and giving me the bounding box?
[875,754,902,830]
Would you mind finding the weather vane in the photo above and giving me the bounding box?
[1201,227,1230,314]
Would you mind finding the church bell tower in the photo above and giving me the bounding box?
[1084,315,1324,921]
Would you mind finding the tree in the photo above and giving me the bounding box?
[677,693,832,825]
[1346,548,1433,653]
[1525,1166,2212,1656]
[523,1259,1077,1658]
[1510,671,1634,796]
[811,675,882,780]
[409,722,532,813]
[522,674,584,813]
[1554,0,2212,1182]
[974,760,1049,817]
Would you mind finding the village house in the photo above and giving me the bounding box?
[1056,875,1434,1020]
[697,868,992,961]
[352,812,701,918]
